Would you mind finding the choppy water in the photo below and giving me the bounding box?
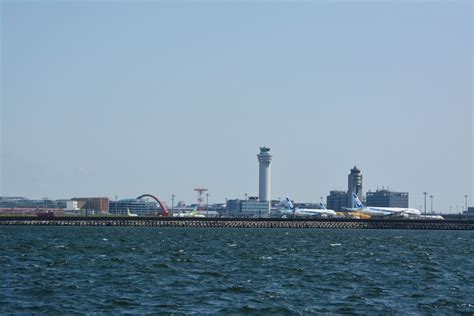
[0,227,473,314]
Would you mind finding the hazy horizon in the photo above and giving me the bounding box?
[1,1,472,212]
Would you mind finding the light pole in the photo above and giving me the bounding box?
[244,193,248,200]
[465,195,468,212]
[146,197,150,216]
[430,195,433,214]
[115,195,118,214]
[423,192,427,215]
[171,194,175,212]
[206,193,209,211]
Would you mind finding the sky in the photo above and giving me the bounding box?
[1,1,472,212]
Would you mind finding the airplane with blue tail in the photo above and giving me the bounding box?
[282,197,337,218]
[343,193,423,219]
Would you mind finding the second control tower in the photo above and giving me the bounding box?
[348,166,363,208]
[257,147,272,210]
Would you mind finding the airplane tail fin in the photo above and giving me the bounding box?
[352,193,364,208]
[285,197,295,211]
[319,202,326,210]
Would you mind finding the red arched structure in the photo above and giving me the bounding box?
[136,194,169,216]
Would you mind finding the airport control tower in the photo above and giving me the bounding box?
[348,166,363,208]
[257,147,272,210]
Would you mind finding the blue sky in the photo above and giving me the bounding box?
[1,1,472,212]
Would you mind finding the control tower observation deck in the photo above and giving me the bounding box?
[257,147,272,210]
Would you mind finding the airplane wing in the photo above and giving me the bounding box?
[341,207,396,217]
[340,207,362,212]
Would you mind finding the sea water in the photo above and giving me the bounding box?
[1,227,473,314]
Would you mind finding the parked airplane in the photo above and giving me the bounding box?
[127,208,138,217]
[419,214,444,220]
[172,206,206,217]
[344,193,421,218]
[314,198,369,219]
[282,197,337,218]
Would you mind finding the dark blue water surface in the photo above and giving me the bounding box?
[1,227,473,314]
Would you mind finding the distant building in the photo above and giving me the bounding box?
[465,207,474,214]
[206,203,226,216]
[327,191,349,211]
[72,197,109,212]
[348,166,363,208]
[366,190,408,208]
[109,199,159,216]
[0,197,69,209]
[66,200,80,211]
[226,198,268,218]
[226,199,242,217]
[0,197,66,215]
[242,200,268,217]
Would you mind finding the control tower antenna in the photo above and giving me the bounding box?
[194,188,208,211]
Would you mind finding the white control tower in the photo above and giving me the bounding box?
[257,147,272,210]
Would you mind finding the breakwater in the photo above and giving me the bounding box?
[0,217,473,230]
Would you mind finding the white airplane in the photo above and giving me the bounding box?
[172,206,206,217]
[173,212,205,218]
[344,193,421,219]
[127,208,138,217]
[282,197,337,218]
[419,214,444,220]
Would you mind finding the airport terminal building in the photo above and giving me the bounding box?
[366,190,409,208]
[226,198,269,217]
[109,199,159,216]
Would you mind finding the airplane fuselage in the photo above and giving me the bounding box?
[358,207,421,218]
[281,208,337,218]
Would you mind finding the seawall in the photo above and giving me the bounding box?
[0,217,473,230]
